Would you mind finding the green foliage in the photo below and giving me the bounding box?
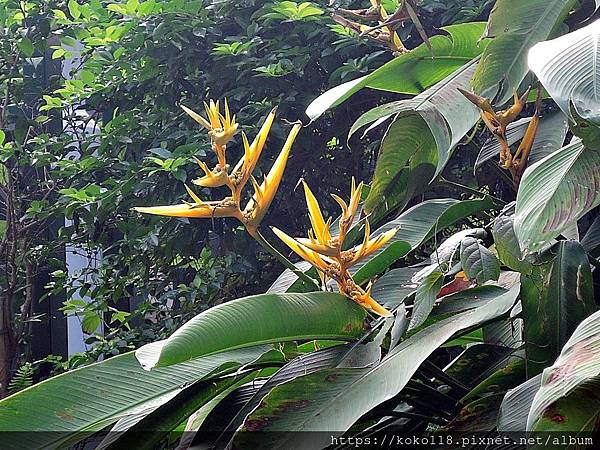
[471,0,578,103]
[0,0,389,381]
[7,363,34,394]
[4,0,600,448]
[135,292,367,369]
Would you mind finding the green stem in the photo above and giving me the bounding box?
[437,178,507,206]
[252,229,320,289]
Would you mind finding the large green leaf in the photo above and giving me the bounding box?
[174,375,256,450]
[471,0,578,103]
[528,19,600,128]
[0,347,267,450]
[305,22,487,121]
[234,285,520,450]
[135,292,367,369]
[363,60,480,211]
[521,241,597,376]
[212,345,353,448]
[497,374,542,432]
[353,197,495,283]
[514,140,600,252]
[527,309,600,433]
[362,115,437,213]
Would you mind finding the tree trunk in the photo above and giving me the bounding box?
[0,297,15,398]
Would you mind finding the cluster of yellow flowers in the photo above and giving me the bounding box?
[273,179,397,316]
[134,99,397,316]
[134,100,301,236]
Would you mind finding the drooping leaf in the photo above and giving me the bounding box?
[581,215,600,255]
[101,373,257,450]
[214,345,362,448]
[460,237,501,284]
[408,270,444,330]
[445,343,516,389]
[528,19,600,134]
[363,61,480,211]
[471,0,578,103]
[492,212,535,274]
[135,292,367,369]
[175,376,257,450]
[0,347,267,450]
[462,358,527,404]
[371,267,422,309]
[362,115,437,213]
[450,359,527,434]
[521,241,597,377]
[306,23,488,121]
[527,309,600,433]
[475,111,568,169]
[514,140,600,252]
[234,285,520,450]
[497,374,542,432]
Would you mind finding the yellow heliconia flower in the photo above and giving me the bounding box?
[347,281,392,318]
[244,122,302,236]
[348,221,399,265]
[135,100,300,235]
[192,157,229,188]
[133,199,242,220]
[332,177,363,243]
[272,227,331,272]
[230,107,277,194]
[273,178,398,317]
[181,99,239,149]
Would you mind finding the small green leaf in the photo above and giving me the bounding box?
[409,270,444,330]
[52,48,66,59]
[79,69,95,85]
[18,37,34,57]
[82,313,102,334]
[68,0,81,19]
[460,237,501,284]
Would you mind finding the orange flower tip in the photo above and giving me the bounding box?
[365,298,392,317]
[192,176,227,188]
[185,184,203,204]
